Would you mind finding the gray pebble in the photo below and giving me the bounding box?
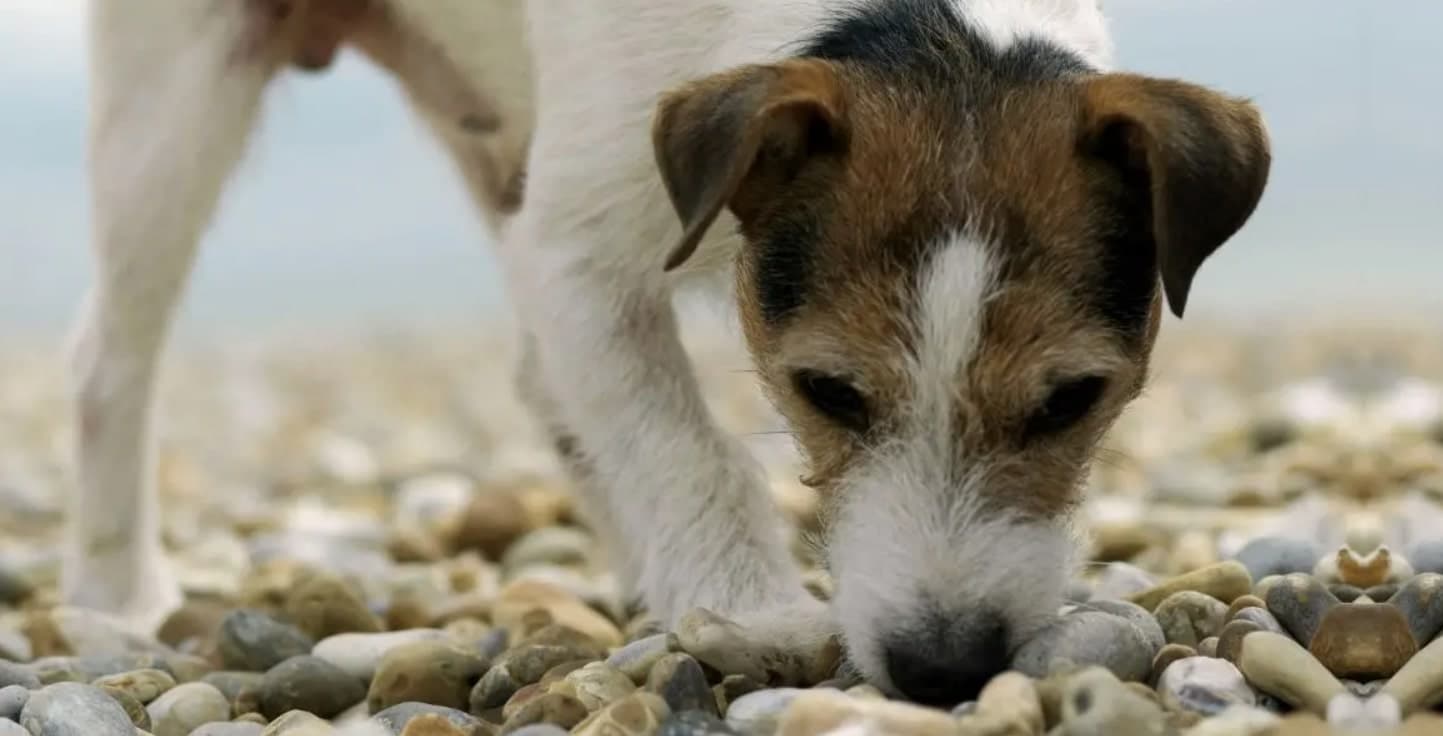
[1408,540,1443,575]
[258,655,366,719]
[145,681,230,736]
[607,633,680,684]
[1089,563,1157,602]
[1230,607,1285,636]
[1014,611,1157,682]
[647,654,716,716]
[724,688,805,735]
[1233,537,1322,581]
[501,527,593,574]
[1156,657,1255,716]
[189,723,265,736]
[0,721,29,736]
[1152,592,1229,648]
[0,684,29,719]
[1083,600,1166,654]
[0,661,39,689]
[200,671,265,703]
[18,682,136,736]
[218,610,315,673]
[505,726,572,736]
[30,654,168,685]
[1262,573,1338,644]
[659,709,742,735]
[1388,573,1443,644]
[0,624,30,663]
[371,702,489,734]
[469,662,521,712]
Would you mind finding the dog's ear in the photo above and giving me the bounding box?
[653,59,848,270]
[1080,74,1271,317]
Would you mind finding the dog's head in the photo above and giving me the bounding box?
[652,38,1268,702]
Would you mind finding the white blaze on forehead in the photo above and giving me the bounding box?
[910,231,997,431]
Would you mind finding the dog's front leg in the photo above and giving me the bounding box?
[501,225,812,628]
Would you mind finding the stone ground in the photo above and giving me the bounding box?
[5,317,1443,735]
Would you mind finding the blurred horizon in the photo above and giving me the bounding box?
[3,0,1441,341]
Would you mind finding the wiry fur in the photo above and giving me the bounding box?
[72,0,1267,701]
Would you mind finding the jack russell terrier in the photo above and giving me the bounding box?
[69,0,1268,702]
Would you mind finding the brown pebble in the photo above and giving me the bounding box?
[1196,637,1219,658]
[367,641,489,714]
[498,692,588,734]
[157,598,231,652]
[389,527,448,564]
[1149,644,1197,686]
[399,712,493,736]
[1216,619,1263,664]
[1226,595,1266,620]
[449,491,532,560]
[283,573,383,640]
[572,691,670,736]
[1127,561,1253,612]
[1308,603,1416,680]
[386,594,434,632]
[502,683,544,722]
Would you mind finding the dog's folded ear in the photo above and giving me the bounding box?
[1080,74,1271,317]
[653,59,849,271]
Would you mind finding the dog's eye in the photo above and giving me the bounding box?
[794,370,869,431]
[1025,375,1107,438]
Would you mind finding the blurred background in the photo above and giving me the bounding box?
[3,0,1442,339]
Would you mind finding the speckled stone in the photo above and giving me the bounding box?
[100,685,151,730]
[571,692,671,736]
[1309,603,1417,680]
[18,682,137,736]
[1053,667,1168,736]
[498,692,588,734]
[1154,592,1229,648]
[644,654,714,717]
[1389,573,1443,644]
[93,668,176,704]
[1157,657,1255,716]
[283,573,384,640]
[1126,562,1252,613]
[1262,573,1338,644]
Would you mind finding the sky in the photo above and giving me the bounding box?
[2,0,1441,337]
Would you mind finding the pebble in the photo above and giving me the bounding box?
[191,724,266,736]
[1083,600,1167,654]
[1231,537,1321,581]
[100,685,151,729]
[1053,668,1168,736]
[448,491,533,560]
[313,630,452,682]
[1261,573,1338,644]
[1316,546,1414,588]
[0,723,28,736]
[607,634,681,684]
[1326,692,1401,732]
[202,671,266,704]
[571,692,671,736]
[657,710,741,736]
[24,607,175,658]
[284,574,384,640]
[93,668,177,704]
[1215,620,1262,665]
[1013,610,1158,682]
[0,660,41,689]
[1196,637,1219,659]
[493,582,622,650]
[676,609,839,687]
[1235,631,1345,715]
[1228,606,1284,636]
[1308,603,1416,679]
[146,681,231,736]
[1127,561,1252,612]
[219,610,317,672]
[1089,563,1157,602]
[1179,705,1279,736]
[258,709,332,734]
[499,692,588,733]
[1382,634,1443,714]
[367,641,488,714]
[259,656,367,719]
[18,681,137,736]
[1407,540,1443,575]
[471,663,524,713]
[555,662,635,712]
[1157,657,1255,716]
[725,688,806,735]
[1149,644,1196,685]
[973,671,1043,734]
[501,528,593,576]
[371,703,491,735]
[1153,592,1230,648]
[646,654,714,716]
[0,684,29,719]
[1389,573,1443,643]
[775,689,959,736]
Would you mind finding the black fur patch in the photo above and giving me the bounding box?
[801,0,1092,88]
[754,215,820,324]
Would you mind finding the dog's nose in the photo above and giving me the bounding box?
[883,609,1009,705]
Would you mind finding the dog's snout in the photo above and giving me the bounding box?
[883,608,1009,705]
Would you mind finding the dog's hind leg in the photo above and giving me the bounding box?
[65,0,276,633]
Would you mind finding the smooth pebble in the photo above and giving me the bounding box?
[18,681,137,736]
[146,682,231,736]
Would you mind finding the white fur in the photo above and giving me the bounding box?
[71,0,1111,653]
[828,235,1072,690]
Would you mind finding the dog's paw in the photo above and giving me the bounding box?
[676,599,843,686]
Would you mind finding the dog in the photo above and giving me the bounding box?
[69,0,1268,702]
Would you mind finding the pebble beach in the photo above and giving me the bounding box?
[5,316,1443,735]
